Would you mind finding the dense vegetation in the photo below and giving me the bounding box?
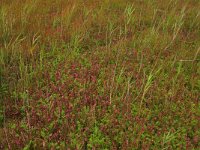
[0,0,199,149]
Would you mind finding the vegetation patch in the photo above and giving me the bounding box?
[0,0,199,149]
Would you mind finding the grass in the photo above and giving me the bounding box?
[0,0,199,149]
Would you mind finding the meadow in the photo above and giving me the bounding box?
[0,0,199,149]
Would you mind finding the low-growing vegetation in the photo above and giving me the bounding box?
[0,0,199,149]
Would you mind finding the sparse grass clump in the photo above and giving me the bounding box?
[0,0,199,149]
